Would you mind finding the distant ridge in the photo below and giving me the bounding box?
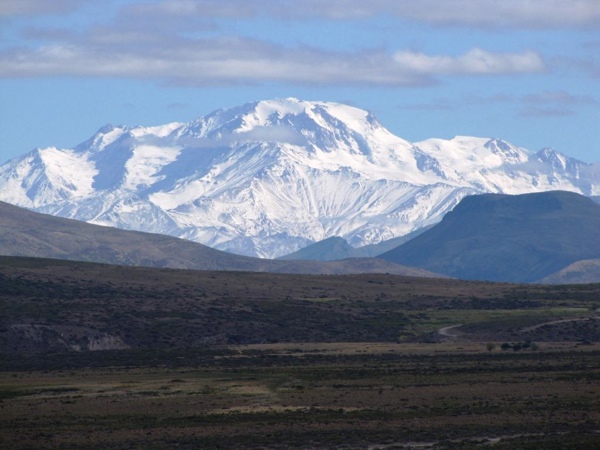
[278,236,362,261]
[380,191,600,283]
[278,226,433,261]
[0,201,441,277]
[539,259,600,284]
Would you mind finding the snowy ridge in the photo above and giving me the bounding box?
[0,98,598,258]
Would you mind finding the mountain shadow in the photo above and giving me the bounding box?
[380,191,600,283]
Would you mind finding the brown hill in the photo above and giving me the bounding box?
[538,259,600,284]
[0,201,437,277]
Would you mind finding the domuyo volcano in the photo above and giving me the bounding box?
[0,98,598,258]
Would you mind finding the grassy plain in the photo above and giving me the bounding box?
[1,257,600,448]
[2,344,600,449]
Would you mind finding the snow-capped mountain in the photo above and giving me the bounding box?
[1,98,598,258]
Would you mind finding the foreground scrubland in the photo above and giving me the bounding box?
[2,343,600,449]
[1,257,599,448]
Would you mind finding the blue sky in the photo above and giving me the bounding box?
[1,0,599,163]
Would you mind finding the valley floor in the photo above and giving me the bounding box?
[1,342,600,449]
[2,258,600,448]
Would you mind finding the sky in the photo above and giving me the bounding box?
[0,0,599,164]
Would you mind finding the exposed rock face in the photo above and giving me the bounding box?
[0,324,129,354]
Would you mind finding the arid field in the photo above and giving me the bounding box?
[1,257,599,448]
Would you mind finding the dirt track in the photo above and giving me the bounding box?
[437,324,463,338]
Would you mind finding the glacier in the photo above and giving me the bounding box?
[0,97,598,258]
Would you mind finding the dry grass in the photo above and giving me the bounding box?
[2,257,600,448]
[2,343,600,449]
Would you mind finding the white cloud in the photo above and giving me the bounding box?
[393,48,545,75]
[523,91,598,106]
[123,0,256,19]
[401,90,598,117]
[236,125,308,145]
[519,90,598,117]
[0,32,546,86]
[123,0,600,28]
[367,0,600,28]
[0,0,81,16]
[519,106,572,117]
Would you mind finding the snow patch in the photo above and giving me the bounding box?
[123,145,181,191]
[38,147,98,197]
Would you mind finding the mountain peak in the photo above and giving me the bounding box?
[96,123,124,134]
[179,98,389,161]
[76,124,130,152]
[0,98,598,259]
[218,98,378,134]
[483,138,529,164]
[534,147,589,177]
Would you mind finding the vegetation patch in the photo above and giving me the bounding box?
[1,257,600,448]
